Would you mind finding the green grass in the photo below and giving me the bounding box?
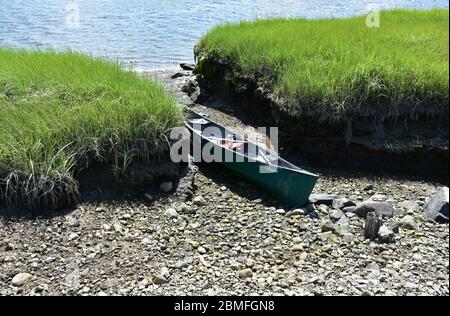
[0,49,183,209]
[196,9,449,121]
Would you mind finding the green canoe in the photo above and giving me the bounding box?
[185,111,318,207]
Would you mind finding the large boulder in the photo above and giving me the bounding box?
[423,187,449,223]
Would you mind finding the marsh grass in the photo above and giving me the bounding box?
[0,49,183,209]
[196,10,449,122]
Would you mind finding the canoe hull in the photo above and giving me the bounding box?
[196,136,317,207]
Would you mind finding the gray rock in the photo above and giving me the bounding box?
[343,206,357,214]
[336,216,350,227]
[321,221,336,233]
[287,208,308,217]
[238,268,253,279]
[152,274,169,285]
[171,72,186,79]
[398,201,421,213]
[11,273,33,287]
[329,209,344,222]
[193,196,207,207]
[164,208,179,218]
[371,194,387,202]
[332,198,356,210]
[352,201,395,218]
[423,187,449,223]
[399,215,418,230]
[180,63,196,71]
[334,225,350,237]
[377,225,395,243]
[309,194,342,206]
[343,233,356,242]
[160,181,174,193]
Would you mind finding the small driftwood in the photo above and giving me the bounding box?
[364,212,381,240]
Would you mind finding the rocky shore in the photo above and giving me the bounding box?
[0,67,448,296]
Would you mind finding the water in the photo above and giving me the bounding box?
[1,0,448,69]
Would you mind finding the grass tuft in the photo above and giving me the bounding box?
[196,9,449,122]
[0,49,183,210]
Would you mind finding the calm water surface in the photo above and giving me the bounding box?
[1,0,448,69]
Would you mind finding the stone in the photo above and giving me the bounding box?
[377,225,395,244]
[329,209,344,222]
[309,194,342,206]
[336,216,350,227]
[353,201,395,218]
[297,224,308,233]
[423,187,449,223]
[152,275,169,285]
[180,63,196,71]
[334,225,350,237]
[399,216,418,230]
[291,245,304,252]
[343,206,357,213]
[193,196,207,207]
[65,215,80,227]
[68,233,79,241]
[332,198,356,210]
[11,273,33,287]
[276,209,286,215]
[238,269,253,279]
[287,208,308,217]
[364,212,381,241]
[398,201,421,213]
[164,208,179,218]
[343,233,356,242]
[160,181,174,193]
[171,72,186,79]
[371,194,387,202]
[321,221,336,233]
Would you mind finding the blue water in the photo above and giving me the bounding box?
[1,0,448,69]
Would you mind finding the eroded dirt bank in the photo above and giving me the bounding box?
[0,67,448,296]
[192,56,449,178]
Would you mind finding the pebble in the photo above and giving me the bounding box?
[160,181,174,193]
[11,273,33,287]
[378,225,395,244]
[193,196,207,207]
[329,209,344,221]
[68,233,79,241]
[400,216,418,230]
[152,274,169,285]
[321,221,336,233]
[164,208,179,218]
[238,269,253,279]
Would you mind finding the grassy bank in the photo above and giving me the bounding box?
[196,9,449,122]
[0,49,182,209]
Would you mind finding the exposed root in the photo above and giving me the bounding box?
[0,171,79,210]
[0,137,173,211]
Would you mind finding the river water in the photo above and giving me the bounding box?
[1,0,448,69]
